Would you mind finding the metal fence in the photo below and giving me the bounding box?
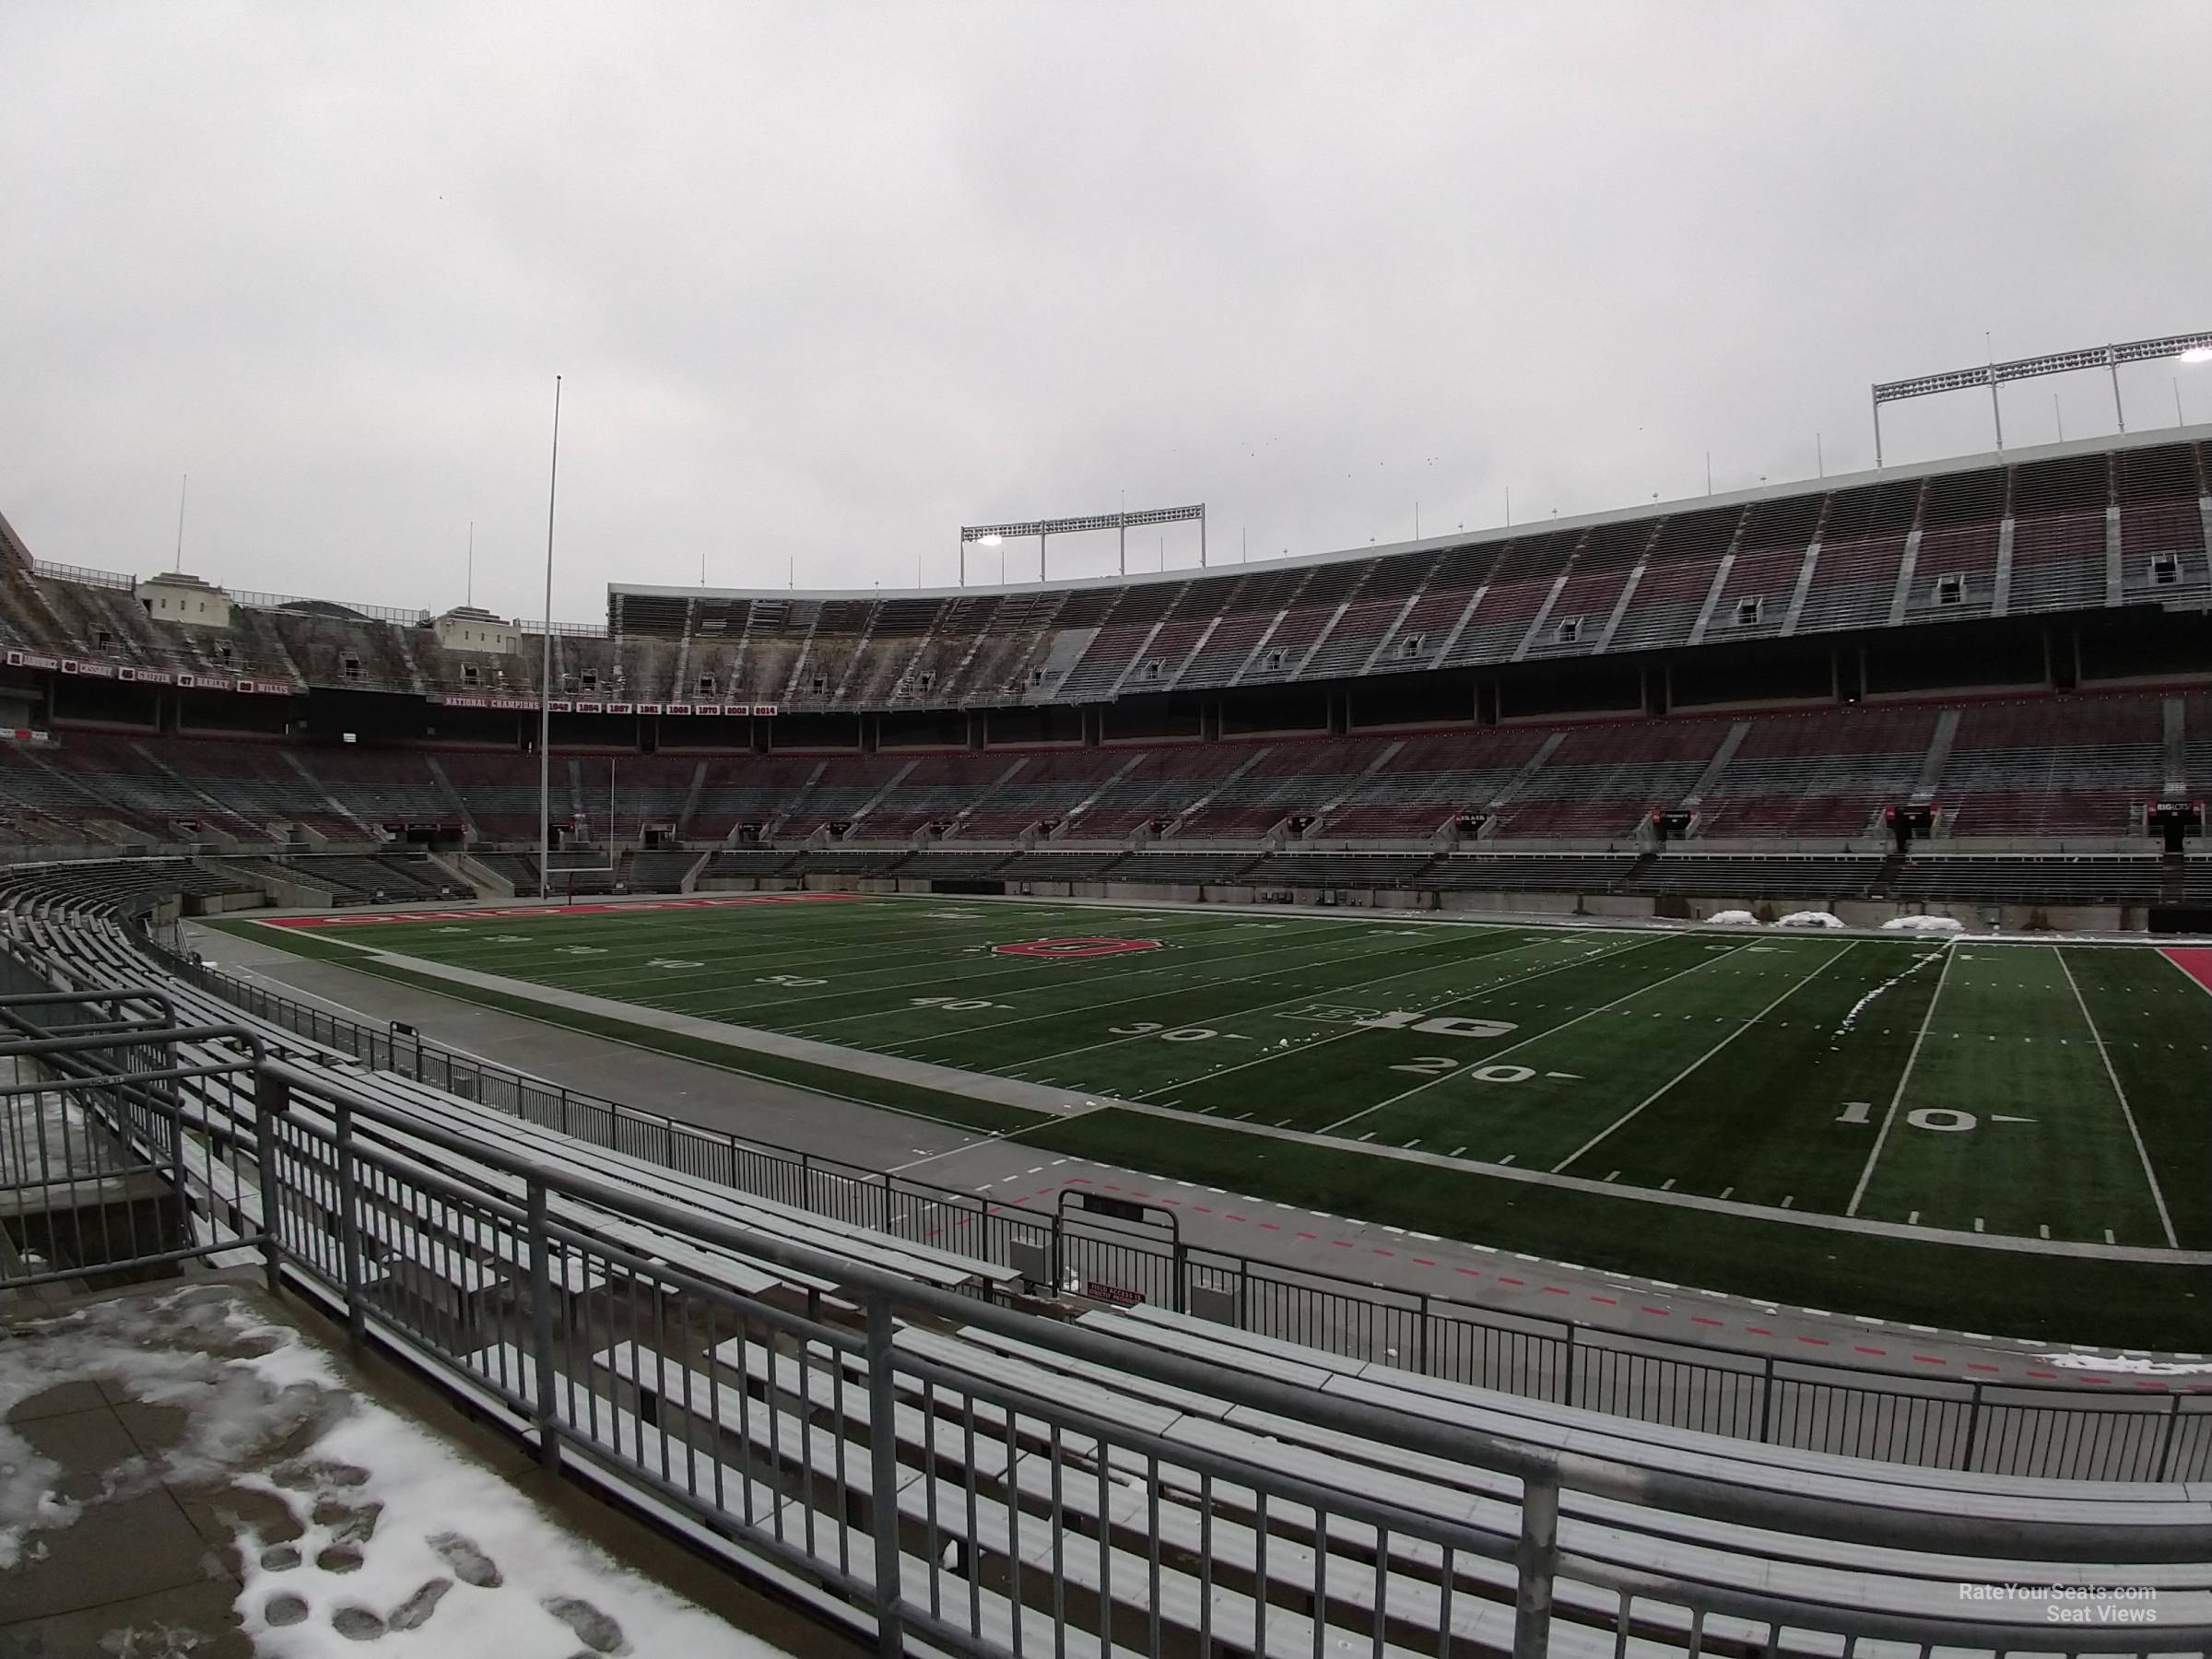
[8,991,2206,1659]
[0,986,267,1292]
[141,934,2212,1483]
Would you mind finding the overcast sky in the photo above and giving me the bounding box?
[3,2,2208,623]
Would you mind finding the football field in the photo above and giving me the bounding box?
[233,892,2212,1334]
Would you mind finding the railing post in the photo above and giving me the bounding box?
[335,1100,366,1343]
[878,1170,894,1234]
[1960,1381,1983,1472]
[1237,1255,1251,1330]
[1510,1475,1560,1659]
[1172,1238,1188,1315]
[252,1067,288,1296]
[1051,1206,1065,1297]
[1757,1354,1776,1444]
[2156,1394,2183,1480]
[1560,1324,1577,1408]
[864,1293,906,1659]
[527,1178,561,1474]
[1416,1291,1430,1375]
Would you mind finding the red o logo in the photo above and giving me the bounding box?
[994,936,1162,959]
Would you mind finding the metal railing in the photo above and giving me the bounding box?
[29,558,136,591]
[142,933,2212,1483]
[7,989,2206,1659]
[0,985,268,1291]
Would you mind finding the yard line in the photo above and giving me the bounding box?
[2053,947,2179,1247]
[1550,940,1860,1173]
[1102,931,1675,1095]
[1845,941,1958,1218]
[1316,940,1757,1136]
[785,918,1493,1037]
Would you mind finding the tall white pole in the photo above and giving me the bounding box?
[174,475,188,572]
[539,376,561,902]
[466,521,475,607]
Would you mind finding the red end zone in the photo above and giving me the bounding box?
[2161,947,2212,994]
[258,892,866,929]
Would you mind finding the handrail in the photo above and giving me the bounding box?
[261,1052,2212,1565]
[7,975,2211,1655]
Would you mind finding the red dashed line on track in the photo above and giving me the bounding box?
[1967,1362,1999,1373]
[1541,1286,1570,1296]
[1371,1249,1396,1258]
[1911,1356,1946,1366]
[1746,1326,1772,1336]
[1797,1336,1830,1347]
[1639,1305,1668,1317]
[1414,1258,1438,1267]
[2026,1370,2057,1380]
[1691,1316,1724,1327]
[1588,1296,1617,1306]
[1853,1347,1886,1357]
[1498,1277,1524,1287]
[1454,1267,1481,1277]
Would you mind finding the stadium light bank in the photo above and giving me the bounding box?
[1872,328,2212,466]
[959,502,1206,584]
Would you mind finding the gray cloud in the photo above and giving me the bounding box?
[3,1,2207,620]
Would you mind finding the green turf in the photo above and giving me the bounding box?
[201,912,1047,1135]
[1008,1106,2212,1348]
[218,893,2212,1341]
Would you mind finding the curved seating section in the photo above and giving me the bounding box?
[7,440,2208,712]
[2,687,2195,854]
[3,863,2209,1657]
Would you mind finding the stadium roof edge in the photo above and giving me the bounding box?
[613,420,2212,607]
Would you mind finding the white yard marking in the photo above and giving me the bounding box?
[1317,940,1756,1137]
[1845,942,1959,1217]
[1552,940,1857,1173]
[2053,947,2179,1247]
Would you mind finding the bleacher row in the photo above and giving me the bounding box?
[6,872,2209,1657]
[6,438,2209,710]
[3,687,2203,850]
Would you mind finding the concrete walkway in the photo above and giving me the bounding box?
[0,1277,854,1659]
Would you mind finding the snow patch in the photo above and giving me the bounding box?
[1832,943,1944,1041]
[1706,910,1760,927]
[2036,1351,2212,1376]
[1881,914,1965,935]
[1777,911,1845,929]
[0,1289,787,1657]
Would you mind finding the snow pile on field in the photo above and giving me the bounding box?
[1880,913,1965,935]
[0,1287,781,1657]
[1777,911,1846,929]
[1706,910,1760,926]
